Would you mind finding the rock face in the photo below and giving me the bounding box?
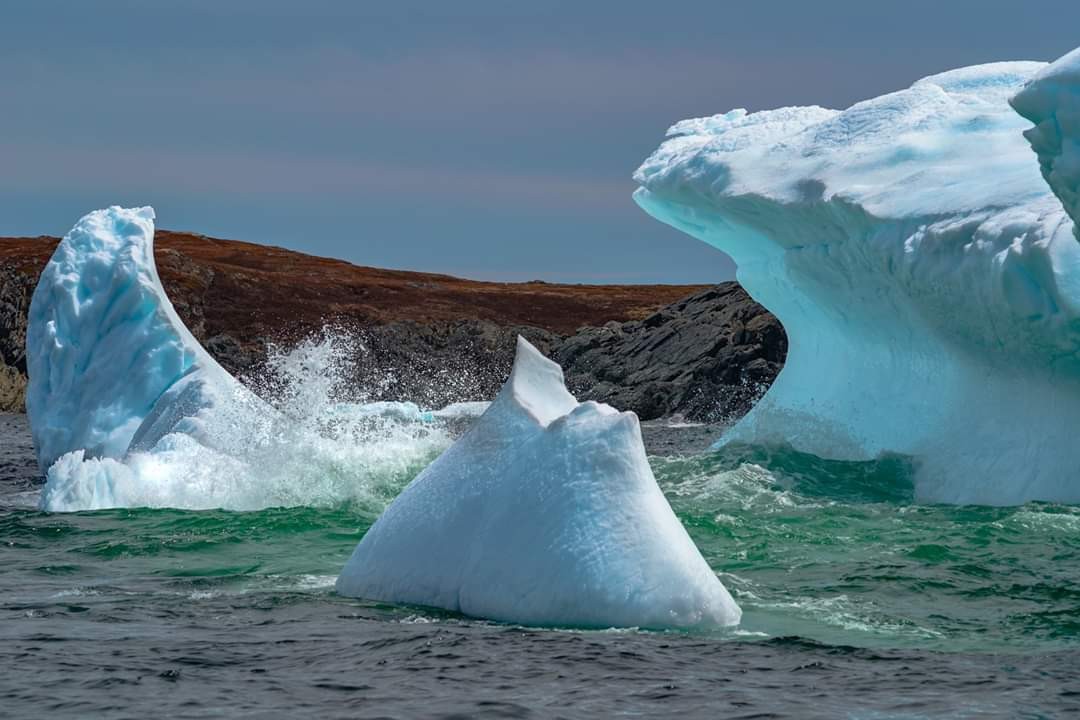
[556,284,786,422]
[0,260,37,412]
[348,321,563,411]
[0,231,784,419]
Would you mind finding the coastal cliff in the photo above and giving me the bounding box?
[0,232,784,420]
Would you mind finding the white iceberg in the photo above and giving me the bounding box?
[25,207,256,471]
[26,207,447,511]
[336,336,741,630]
[634,48,1080,505]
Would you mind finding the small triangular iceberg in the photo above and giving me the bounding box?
[336,337,741,630]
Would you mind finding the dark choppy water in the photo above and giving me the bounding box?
[2,413,1078,718]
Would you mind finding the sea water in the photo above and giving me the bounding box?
[2,413,1077,718]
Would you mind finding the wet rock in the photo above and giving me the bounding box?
[352,321,561,409]
[554,284,786,422]
[0,264,35,412]
[0,364,26,413]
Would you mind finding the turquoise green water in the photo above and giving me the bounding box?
[655,446,1080,652]
[3,417,1079,717]
[6,443,1078,653]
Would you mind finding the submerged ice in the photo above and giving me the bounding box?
[26,207,449,511]
[336,337,741,629]
[635,47,1080,505]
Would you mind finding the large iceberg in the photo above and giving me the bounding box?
[27,207,447,511]
[337,337,741,630]
[635,48,1080,505]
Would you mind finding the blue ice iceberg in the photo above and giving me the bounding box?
[25,207,256,471]
[635,48,1080,505]
[337,337,741,629]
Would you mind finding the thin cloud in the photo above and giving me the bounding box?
[0,141,635,212]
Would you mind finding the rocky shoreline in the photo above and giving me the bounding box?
[0,232,785,422]
[556,284,786,423]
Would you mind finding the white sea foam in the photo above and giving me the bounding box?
[38,334,452,512]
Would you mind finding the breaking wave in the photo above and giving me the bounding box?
[40,332,459,512]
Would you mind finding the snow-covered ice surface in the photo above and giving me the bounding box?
[337,337,741,630]
[27,207,449,512]
[1012,47,1080,237]
[635,48,1080,506]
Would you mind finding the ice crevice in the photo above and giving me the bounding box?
[635,50,1080,505]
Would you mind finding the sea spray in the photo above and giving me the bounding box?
[41,330,455,513]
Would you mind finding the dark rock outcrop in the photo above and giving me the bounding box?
[556,284,786,422]
[0,232,785,420]
[0,264,35,412]
[348,321,562,410]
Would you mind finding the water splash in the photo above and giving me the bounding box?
[40,331,466,513]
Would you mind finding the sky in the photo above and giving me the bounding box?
[2,1,1079,283]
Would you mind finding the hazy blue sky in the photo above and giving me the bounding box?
[3,1,1078,283]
